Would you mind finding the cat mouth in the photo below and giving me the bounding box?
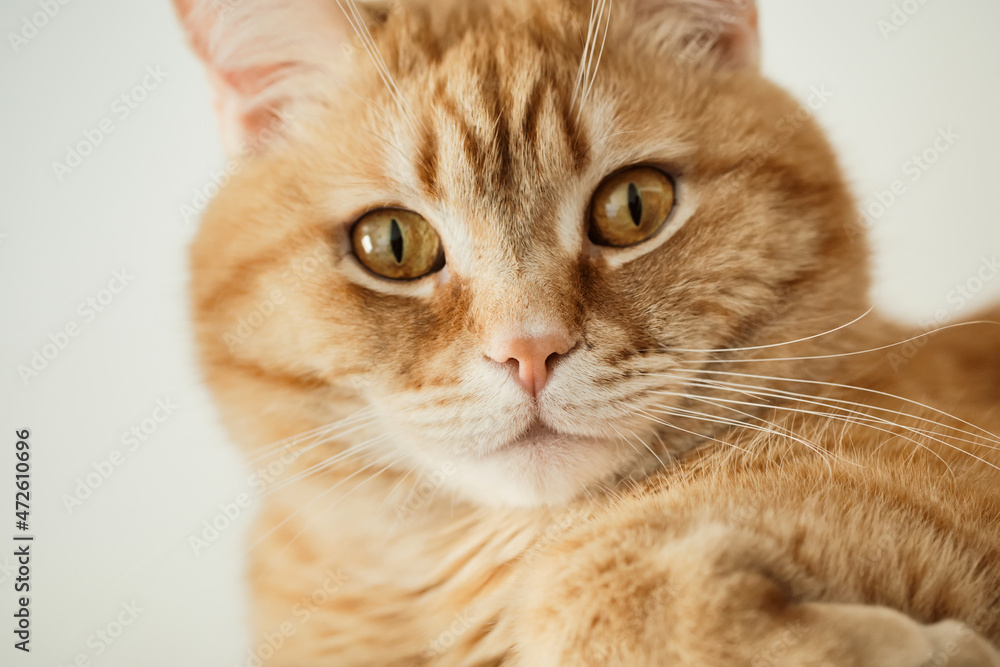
[496,422,569,453]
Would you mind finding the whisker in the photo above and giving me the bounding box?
[246,452,387,553]
[571,0,600,106]
[243,406,378,462]
[610,423,666,468]
[631,407,753,455]
[663,306,875,356]
[715,386,955,473]
[334,0,421,137]
[645,395,844,470]
[378,461,422,516]
[667,367,1000,446]
[578,0,612,120]
[268,452,411,562]
[259,432,392,499]
[648,381,980,474]
[675,320,1000,365]
[670,373,999,453]
[244,415,380,469]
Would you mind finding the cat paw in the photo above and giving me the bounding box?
[918,619,1000,667]
[509,520,1000,666]
[761,605,1000,667]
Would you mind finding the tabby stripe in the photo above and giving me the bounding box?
[556,87,590,173]
[416,119,440,197]
[521,76,548,157]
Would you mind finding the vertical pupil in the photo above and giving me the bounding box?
[389,218,404,263]
[627,183,642,226]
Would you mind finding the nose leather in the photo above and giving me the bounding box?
[486,330,577,396]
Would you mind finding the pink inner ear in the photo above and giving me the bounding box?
[171,0,352,153]
[627,0,760,69]
[208,69,287,154]
[173,0,264,150]
[722,2,760,67]
[216,62,298,148]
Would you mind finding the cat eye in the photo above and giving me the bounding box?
[351,209,445,280]
[588,167,676,247]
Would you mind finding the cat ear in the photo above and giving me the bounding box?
[626,0,760,69]
[172,0,383,153]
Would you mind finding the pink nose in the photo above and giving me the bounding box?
[486,331,577,397]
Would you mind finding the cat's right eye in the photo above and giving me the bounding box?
[350,209,445,280]
[588,167,676,247]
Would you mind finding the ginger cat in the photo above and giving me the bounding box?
[174,0,1000,664]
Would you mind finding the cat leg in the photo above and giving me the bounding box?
[509,520,1000,666]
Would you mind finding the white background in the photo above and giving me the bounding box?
[1,1,999,665]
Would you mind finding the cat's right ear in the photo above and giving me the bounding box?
[172,0,385,154]
[624,0,760,69]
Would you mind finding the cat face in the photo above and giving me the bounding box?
[183,0,869,506]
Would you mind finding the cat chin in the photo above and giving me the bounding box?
[443,437,633,508]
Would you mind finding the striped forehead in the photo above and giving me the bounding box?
[358,18,692,285]
[396,51,594,274]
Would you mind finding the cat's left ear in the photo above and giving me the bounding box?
[625,0,760,69]
[172,0,387,154]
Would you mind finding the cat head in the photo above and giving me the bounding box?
[179,0,869,506]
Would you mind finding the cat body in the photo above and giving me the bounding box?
[230,314,1000,666]
[175,0,1000,663]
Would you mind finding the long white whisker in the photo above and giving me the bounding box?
[651,384,988,473]
[246,454,387,553]
[632,407,753,455]
[665,373,1000,453]
[270,454,408,559]
[676,321,1000,365]
[334,0,420,136]
[610,422,666,468]
[245,417,381,472]
[667,366,1000,445]
[571,0,600,105]
[243,407,378,462]
[578,0,612,119]
[686,380,957,474]
[662,306,875,356]
[648,393,845,470]
[259,432,392,498]
[378,462,422,516]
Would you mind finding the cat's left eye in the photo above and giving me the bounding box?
[351,209,445,280]
[588,167,676,247]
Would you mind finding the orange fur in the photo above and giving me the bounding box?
[177,0,1000,663]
